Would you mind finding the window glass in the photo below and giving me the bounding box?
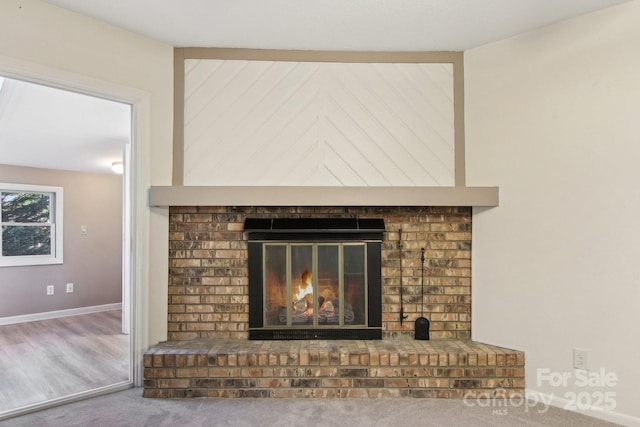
[0,184,63,267]
[1,191,51,223]
[2,226,52,256]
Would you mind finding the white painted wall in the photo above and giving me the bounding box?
[0,0,173,347]
[466,1,640,424]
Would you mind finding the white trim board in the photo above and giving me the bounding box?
[0,382,132,422]
[0,303,122,326]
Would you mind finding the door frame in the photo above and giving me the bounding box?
[0,54,150,415]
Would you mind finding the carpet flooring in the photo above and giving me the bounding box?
[0,387,620,427]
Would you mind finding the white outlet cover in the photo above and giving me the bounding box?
[573,348,589,370]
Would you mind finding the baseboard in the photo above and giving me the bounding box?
[526,389,640,427]
[0,303,122,326]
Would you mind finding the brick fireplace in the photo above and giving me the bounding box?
[167,206,472,341]
[142,49,524,399]
[143,205,524,399]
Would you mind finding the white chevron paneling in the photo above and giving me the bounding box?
[183,59,454,186]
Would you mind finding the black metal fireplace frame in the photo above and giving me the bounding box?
[245,218,384,340]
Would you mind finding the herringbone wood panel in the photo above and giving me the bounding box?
[184,60,455,187]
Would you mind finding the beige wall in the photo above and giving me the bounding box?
[0,165,122,317]
[466,0,640,423]
[0,0,173,344]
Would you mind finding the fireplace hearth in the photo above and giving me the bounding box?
[245,218,384,340]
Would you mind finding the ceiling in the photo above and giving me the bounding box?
[44,0,631,51]
[0,77,130,175]
[1,0,632,175]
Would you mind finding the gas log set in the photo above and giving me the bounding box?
[283,269,356,325]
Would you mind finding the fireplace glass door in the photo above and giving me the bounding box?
[264,243,367,329]
[245,217,383,339]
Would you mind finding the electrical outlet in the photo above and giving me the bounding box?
[47,285,54,296]
[574,348,589,370]
[66,283,74,293]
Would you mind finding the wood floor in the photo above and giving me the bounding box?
[0,310,129,413]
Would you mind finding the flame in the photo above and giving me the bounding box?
[294,270,314,302]
[295,281,314,302]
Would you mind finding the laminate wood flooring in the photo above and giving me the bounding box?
[0,310,129,412]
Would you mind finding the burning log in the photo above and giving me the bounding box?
[318,299,355,324]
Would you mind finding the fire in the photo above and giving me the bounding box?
[294,270,314,302]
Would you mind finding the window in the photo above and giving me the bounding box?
[0,183,63,267]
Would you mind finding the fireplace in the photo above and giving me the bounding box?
[245,218,384,340]
[166,206,472,342]
[150,207,526,400]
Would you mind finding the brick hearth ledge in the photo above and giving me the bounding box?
[143,339,524,399]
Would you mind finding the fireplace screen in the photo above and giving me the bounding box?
[245,218,383,340]
[264,243,366,327]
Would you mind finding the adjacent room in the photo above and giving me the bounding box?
[0,77,132,414]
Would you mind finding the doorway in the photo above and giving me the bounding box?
[0,75,134,418]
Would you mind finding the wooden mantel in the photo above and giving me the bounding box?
[148,185,498,207]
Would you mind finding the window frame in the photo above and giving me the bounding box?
[0,183,64,267]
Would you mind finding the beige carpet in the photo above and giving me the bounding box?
[1,387,620,427]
